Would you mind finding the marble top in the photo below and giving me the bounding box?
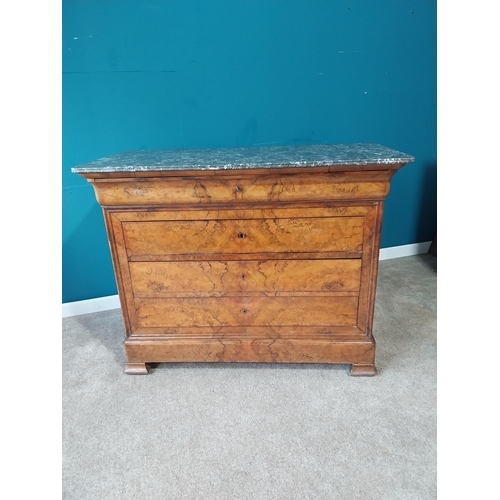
[71,143,414,173]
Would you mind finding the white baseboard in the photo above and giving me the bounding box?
[379,241,431,261]
[62,241,432,318]
[62,294,121,318]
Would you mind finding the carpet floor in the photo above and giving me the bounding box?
[62,254,437,499]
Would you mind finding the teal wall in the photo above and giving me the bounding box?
[63,0,437,303]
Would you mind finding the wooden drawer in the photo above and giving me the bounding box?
[134,296,359,328]
[130,259,362,297]
[91,171,392,206]
[123,217,364,258]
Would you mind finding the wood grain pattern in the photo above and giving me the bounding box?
[123,217,364,258]
[130,259,362,297]
[134,296,359,328]
[90,171,393,206]
[128,251,363,262]
[356,204,383,336]
[128,325,364,337]
[103,210,137,335]
[75,158,410,375]
[113,205,374,222]
[124,336,376,365]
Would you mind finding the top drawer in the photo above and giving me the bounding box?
[91,171,392,206]
[123,216,364,259]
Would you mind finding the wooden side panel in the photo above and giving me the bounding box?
[130,259,362,296]
[103,211,138,335]
[357,203,384,337]
[134,296,359,328]
[123,217,364,257]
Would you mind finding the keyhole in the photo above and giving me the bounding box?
[235,186,242,192]
[238,232,246,239]
[241,274,245,279]
[242,309,248,314]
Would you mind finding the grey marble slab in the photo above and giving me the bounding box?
[71,143,414,173]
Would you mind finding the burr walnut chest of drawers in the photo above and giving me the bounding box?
[72,143,414,376]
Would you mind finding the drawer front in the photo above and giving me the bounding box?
[123,217,364,258]
[92,172,391,206]
[134,296,359,328]
[130,259,362,296]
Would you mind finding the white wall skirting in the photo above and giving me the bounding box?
[62,240,432,318]
[62,294,121,318]
[379,241,431,261]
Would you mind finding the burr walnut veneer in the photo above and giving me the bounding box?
[72,144,414,376]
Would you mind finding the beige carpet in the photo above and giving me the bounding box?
[62,254,436,499]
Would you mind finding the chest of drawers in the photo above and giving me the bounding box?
[72,143,413,376]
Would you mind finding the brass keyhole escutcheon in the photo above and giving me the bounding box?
[238,232,246,239]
